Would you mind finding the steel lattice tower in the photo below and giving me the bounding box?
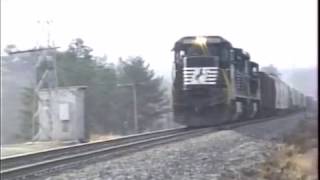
[8,20,59,141]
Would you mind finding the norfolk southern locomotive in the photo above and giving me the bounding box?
[172,36,310,127]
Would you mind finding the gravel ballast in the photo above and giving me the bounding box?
[44,113,313,180]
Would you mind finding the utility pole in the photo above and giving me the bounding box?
[117,81,147,133]
[117,83,138,134]
[132,85,138,133]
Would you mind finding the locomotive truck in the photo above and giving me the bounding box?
[172,36,309,127]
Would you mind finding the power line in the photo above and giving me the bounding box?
[7,47,59,55]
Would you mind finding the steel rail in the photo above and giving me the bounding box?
[1,127,211,179]
[0,112,302,179]
[1,127,189,170]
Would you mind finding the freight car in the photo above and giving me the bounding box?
[305,96,317,113]
[259,72,292,116]
[172,36,307,127]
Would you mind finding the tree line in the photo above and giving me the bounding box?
[3,38,172,141]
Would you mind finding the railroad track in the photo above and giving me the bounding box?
[0,113,301,180]
[1,127,213,180]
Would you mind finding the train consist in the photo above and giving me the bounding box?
[172,36,316,127]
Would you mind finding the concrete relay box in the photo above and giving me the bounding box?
[36,86,87,142]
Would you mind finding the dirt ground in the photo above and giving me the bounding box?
[1,141,63,157]
[1,134,121,158]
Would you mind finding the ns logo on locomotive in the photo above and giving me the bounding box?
[172,36,309,127]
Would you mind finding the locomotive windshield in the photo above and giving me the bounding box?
[185,44,221,57]
[174,43,229,68]
[173,36,231,59]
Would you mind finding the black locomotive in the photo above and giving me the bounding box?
[172,36,310,127]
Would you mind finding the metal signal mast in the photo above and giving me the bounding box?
[8,20,59,141]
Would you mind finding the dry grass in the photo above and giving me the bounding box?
[260,146,317,180]
[89,133,122,142]
[282,118,318,153]
[1,141,62,157]
[259,117,318,180]
[1,135,123,157]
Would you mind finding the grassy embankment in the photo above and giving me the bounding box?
[260,113,318,180]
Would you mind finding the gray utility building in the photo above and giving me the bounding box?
[35,86,88,142]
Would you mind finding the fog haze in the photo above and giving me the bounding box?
[1,0,317,144]
[1,0,317,76]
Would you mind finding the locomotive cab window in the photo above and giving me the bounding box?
[250,63,259,76]
[186,45,207,56]
[175,50,186,64]
[179,50,186,56]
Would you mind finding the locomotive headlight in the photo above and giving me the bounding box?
[194,36,207,45]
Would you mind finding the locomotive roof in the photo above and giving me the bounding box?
[172,36,232,50]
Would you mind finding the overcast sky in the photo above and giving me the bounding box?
[1,0,317,76]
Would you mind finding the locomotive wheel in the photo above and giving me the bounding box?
[229,101,243,122]
[247,101,258,119]
[174,101,250,127]
[247,102,254,119]
[178,103,232,127]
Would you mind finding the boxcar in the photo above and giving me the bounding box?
[306,96,317,112]
[273,76,291,114]
[259,72,275,116]
[259,72,291,116]
[290,88,298,109]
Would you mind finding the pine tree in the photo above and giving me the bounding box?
[116,57,170,133]
[15,39,170,139]
[54,39,119,134]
